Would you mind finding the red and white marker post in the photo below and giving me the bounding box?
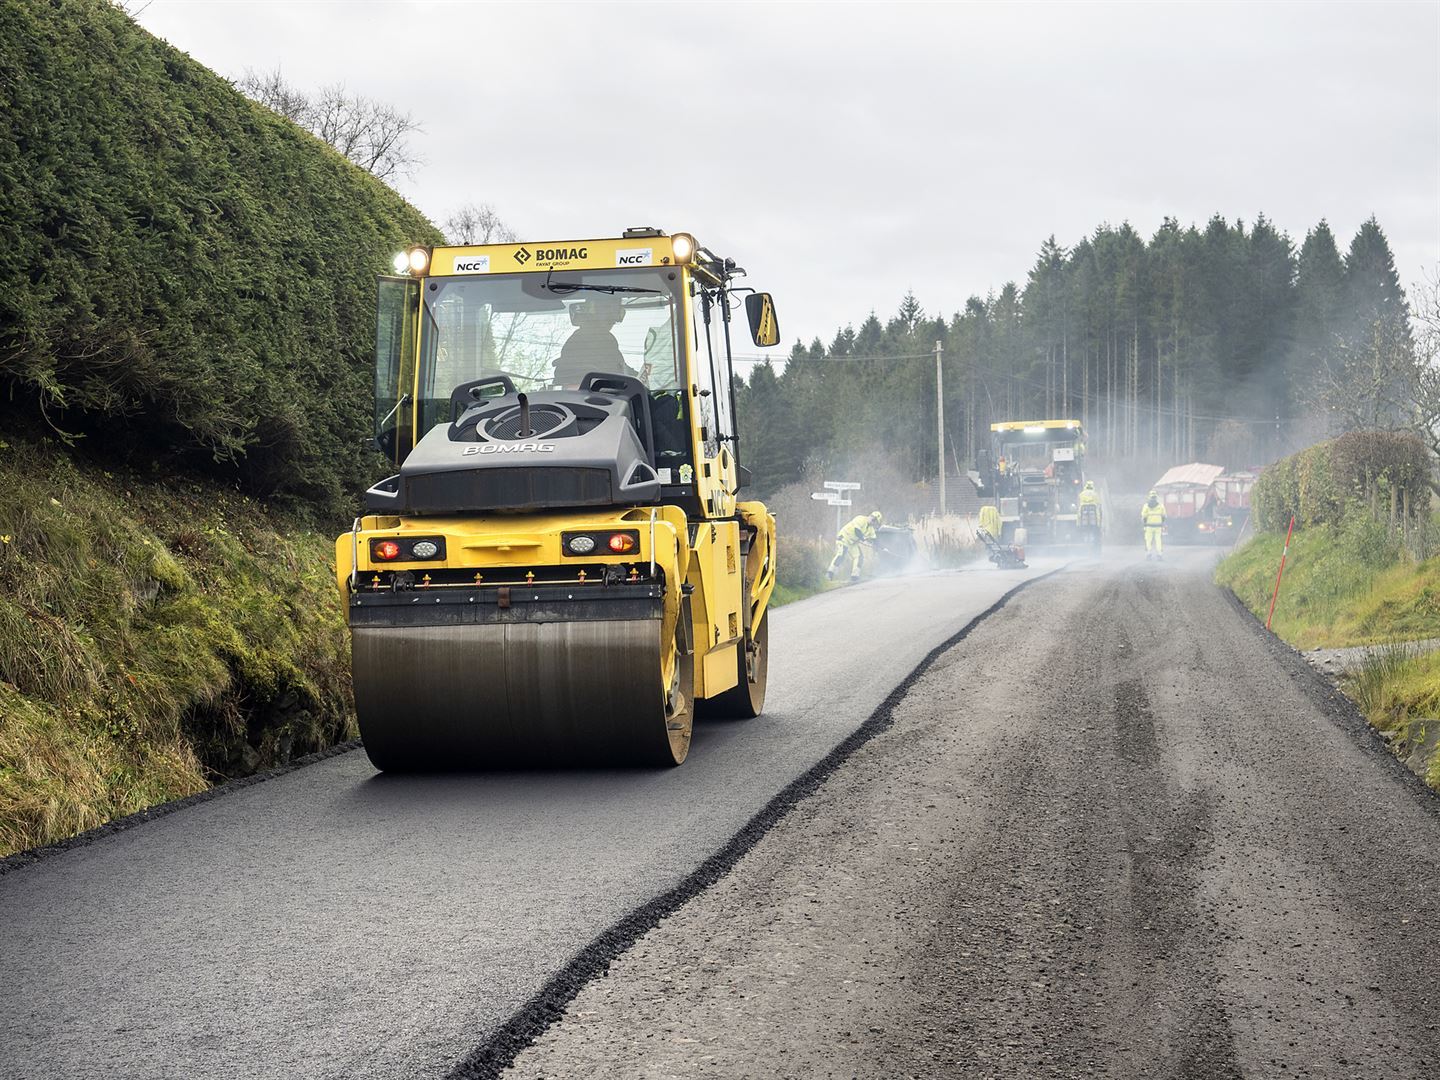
[1266,514,1296,630]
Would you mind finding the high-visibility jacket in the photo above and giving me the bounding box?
[838,514,878,545]
[1078,488,1101,521]
[1140,500,1167,527]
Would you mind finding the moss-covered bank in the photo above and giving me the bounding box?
[0,437,352,856]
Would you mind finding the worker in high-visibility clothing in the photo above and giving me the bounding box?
[827,510,883,582]
[1141,489,1166,559]
[1078,480,1102,526]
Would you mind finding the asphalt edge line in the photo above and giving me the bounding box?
[1220,586,1440,820]
[0,566,996,876]
[0,738,363,878]
[446,566,1063,1080]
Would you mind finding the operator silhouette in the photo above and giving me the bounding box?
[553,296,629,389]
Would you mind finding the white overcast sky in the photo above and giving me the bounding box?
[136,0,1439,354]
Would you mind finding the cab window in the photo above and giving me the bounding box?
[416,268,683,433]
[374,276,418,465]
[689,285,719,458]
[704,291,736,443]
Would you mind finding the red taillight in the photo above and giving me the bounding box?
[608,533,636,553]
[374,540,401,561]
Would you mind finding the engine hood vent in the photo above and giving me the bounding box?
[365,377,663,514]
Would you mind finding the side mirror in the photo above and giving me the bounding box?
[736,463,753,490]
[745,293,780,347]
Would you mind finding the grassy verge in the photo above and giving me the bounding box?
[0,437,352,856]
[772,537,835,607]
[1216,512,1440,649]
[1216,510,1440,787]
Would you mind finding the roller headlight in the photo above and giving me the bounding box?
[392,252,409,273]
[671,233,694,262]
[567,535,596,555]
[411,540,439,559]
[407,247,430,274]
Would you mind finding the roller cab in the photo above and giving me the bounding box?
[337,229,780,769]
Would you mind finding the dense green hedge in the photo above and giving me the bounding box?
[1252,431,1432,531]
[0,0,441,510]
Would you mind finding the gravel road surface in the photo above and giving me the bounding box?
[0,564,1048,1080]
[507,551,1440,1079]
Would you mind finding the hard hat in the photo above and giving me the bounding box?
[569,296,623,326]
[1084,480,1095,490]
[1148,489,1158,498]
[870,510,883,522]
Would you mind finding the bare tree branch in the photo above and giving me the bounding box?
[233,69,421,183]
[1309,298,1437,494]
[1409,271,1440,461]
[443,204,517,245]
[110,0,156,18]
[235,67,311,124]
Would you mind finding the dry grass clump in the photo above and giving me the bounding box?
[913,514,980,569]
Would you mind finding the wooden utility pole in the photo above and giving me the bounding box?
[935,340,946,515]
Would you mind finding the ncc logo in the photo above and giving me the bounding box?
[513,247,532,265]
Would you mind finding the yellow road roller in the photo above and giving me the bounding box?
[335,228,780,769]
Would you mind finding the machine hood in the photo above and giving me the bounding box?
[365,376,662,514]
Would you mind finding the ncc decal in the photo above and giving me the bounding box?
[462,443,557,456]
[615,247,653,267]
[453,255,491,274]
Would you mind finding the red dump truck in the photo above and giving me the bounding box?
[1209,469,1259,543]
[1153,463,1258,544]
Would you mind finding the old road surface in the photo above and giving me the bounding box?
[0,561,1054,1080]
[508,551,1440,1080]
[8,553,1440,1080]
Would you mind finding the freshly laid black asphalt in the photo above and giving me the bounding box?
[0,563,1048,1080]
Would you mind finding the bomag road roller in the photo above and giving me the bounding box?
[335,228,781,770]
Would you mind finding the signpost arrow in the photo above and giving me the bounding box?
[817,480,861,534]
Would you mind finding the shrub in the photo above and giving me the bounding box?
[1252,431,1432,533]
[774,536,829,605]
[0,0,441,513]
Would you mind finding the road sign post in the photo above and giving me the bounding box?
[935,340,946,515]
[817,480,860,535]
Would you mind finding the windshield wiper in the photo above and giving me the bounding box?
[542,270,658,295]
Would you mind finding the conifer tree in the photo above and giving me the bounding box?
[736,213,1418,501]
[1343,216,1412,346]
[1290,221,1345,398]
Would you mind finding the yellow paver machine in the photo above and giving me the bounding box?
[336,229,780,769]
[978,419,1089,546]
